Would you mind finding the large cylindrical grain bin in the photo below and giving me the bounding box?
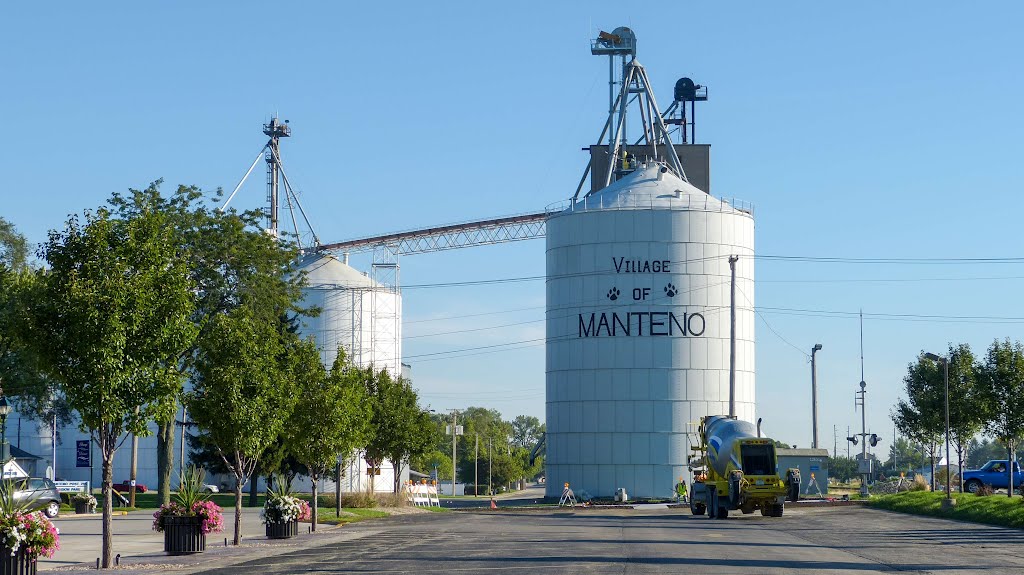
[544,162,754,499]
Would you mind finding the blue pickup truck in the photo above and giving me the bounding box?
[961,460,1024,493]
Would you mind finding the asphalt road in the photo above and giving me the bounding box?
[191,504,1024,575]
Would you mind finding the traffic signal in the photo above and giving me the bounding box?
[869,434,879,447]
[847,436,858,445]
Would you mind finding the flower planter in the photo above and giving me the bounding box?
[265,520,298,539]
[163,516,206,555]
[0,546,37,575]
[74,501,92,514]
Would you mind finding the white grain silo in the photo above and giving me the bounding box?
[296,253,402,378]
[545,162,754,499]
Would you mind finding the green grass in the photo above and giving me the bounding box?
[870,491,1024,529]
[315,507,389,525]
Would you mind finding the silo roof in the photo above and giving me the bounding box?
[580,162,745,213]
[297,253,378,288]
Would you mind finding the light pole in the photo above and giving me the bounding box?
[0,394,11,463]
[811,344,822,449]
[924,352,956,509]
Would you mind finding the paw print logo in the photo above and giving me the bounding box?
[664,283,678,298]
[607,287,620,301]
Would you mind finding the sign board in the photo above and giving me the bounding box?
[76,440,91,468]
[2,460,28,479]
[54,480,90,494]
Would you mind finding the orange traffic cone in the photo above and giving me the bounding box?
[490,497,497,510]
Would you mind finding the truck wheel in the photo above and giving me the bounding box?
[760,506,770,516]
[964,479,982,494]
[716,500,729,519]
[691,503,706,516]
[770,504,784,518]
[707,488,717,519]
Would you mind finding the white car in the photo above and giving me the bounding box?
[202,484,219,493]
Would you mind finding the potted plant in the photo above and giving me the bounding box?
[0,481,60,574]
[152,466,224,555]
[260,478,311,540]
[71,493,97,514]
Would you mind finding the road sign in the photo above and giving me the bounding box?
[76,440,91,468]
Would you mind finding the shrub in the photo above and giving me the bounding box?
[908,475,929,492]
[334,491,407,509]
[975,484,995,497]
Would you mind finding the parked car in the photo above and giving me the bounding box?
[202,484,219,494]
[111,480,148,493]
[961,460,1024,493]
[12,477,61,518]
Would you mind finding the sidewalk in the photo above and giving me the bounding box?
[42,507,268,572]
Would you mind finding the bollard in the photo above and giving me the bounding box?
[224,537,228,547]
[115,554,120,566]
[95,558,99,569]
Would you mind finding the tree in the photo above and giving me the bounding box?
[942,343,983,492]
[976,339,1024,498]
[361,368,434,493]
[511,415,544,450]
[0,217,28,271]
[285,345,370,531]
[883,437,927,476]
[828,457,857,482]
[187,305,298,545]
[24,203,197,568]
[892,353,946,490]
[106,182,308,505]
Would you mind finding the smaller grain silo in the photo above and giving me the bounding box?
[296,253,402,377]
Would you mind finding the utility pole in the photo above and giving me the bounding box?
[856,381,868,497]
[847,426,851,459]
[728,255,739,417]
[474,434,479,497]
[811,344,823,449]
[834,425,838,459]
[448,410,460,496]
[488,437,493,496]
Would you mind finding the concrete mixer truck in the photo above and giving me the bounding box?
[689,415,800,519]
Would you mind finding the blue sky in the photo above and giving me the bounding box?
[4,1,1023,452]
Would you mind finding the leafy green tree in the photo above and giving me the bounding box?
[25,203,197,568]
[187,305,298,544]
[892,353,946,490]
[411,449,453,480]
[285,345,370,531]
[0,217,28,271]
[828,457,857,482]
[361,368,434,492]
[976,339,1024,498]
[106,182,308,505]
[0,221,72,433]
[883,437,927,476]
[511,415,544,450]
[939,344,983,492]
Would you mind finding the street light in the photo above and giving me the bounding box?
[0,394,11,463]
[811,344,823,449]
[924,352,956,510]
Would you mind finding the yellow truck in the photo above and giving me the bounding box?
[689,415,800,519]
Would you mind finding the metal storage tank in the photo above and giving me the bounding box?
[297,253,402,379]
[545,162,755,499]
